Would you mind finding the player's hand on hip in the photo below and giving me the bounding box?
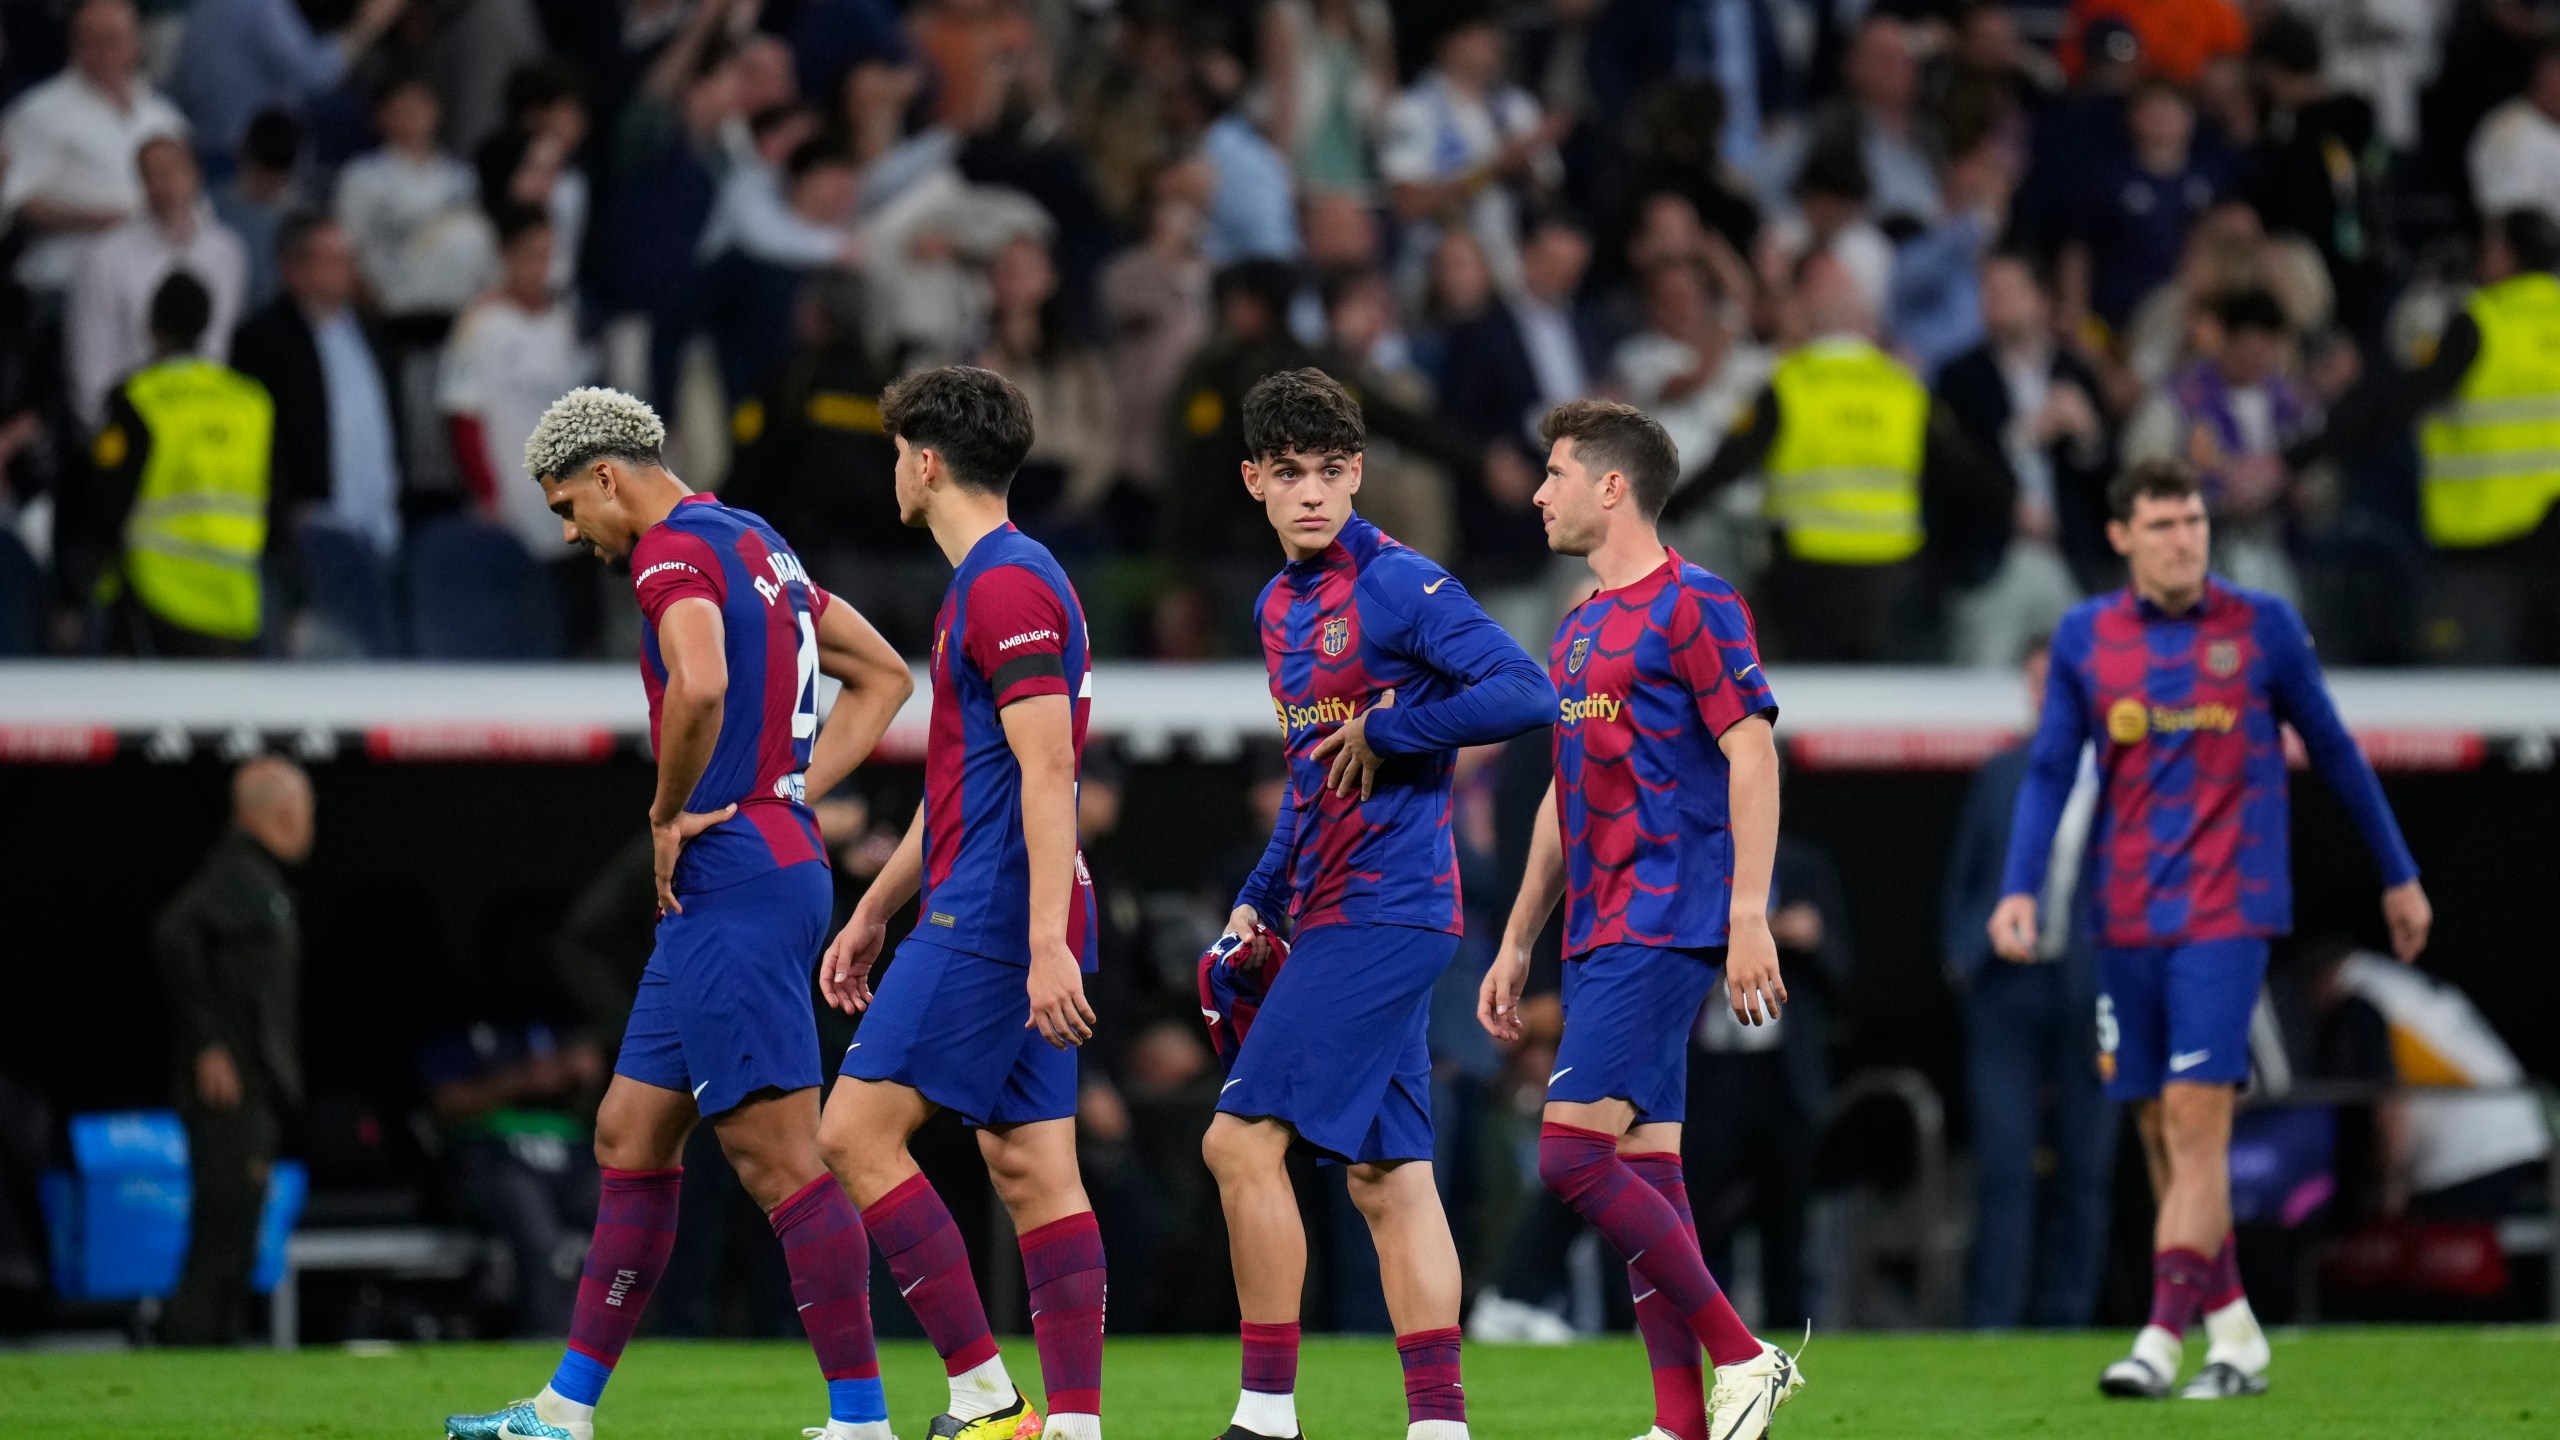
[1987,893,2041,963]
[650,804,737,916]
[1026,940,1097,1049]
[1312,688,1393,800]
[820,908,887,1013]
[1725,912,1788,1026]
[1478,942,1531,1042]
[2383,879,2432,963]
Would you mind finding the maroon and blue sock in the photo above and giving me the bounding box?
[2203,1235,2246,1313]
[1395,1326,1466,1424]
[861,1172,1001,1377]
[1241,1319,1300,1395]
[771,1175,887,1426]
[1621,1152,1711,1438]
[1541,1124,1757,1369]
[1017,1210,1106,1418]
[2148,1246,2214,1338]
[550,1166,681,1405]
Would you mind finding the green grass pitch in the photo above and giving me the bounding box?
[1,1330,2553,1439]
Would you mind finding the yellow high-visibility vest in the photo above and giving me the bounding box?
[1764,338,1928,564]
[2419,272,2560,548]
[117,358,273,640]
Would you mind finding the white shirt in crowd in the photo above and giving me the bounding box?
[1611,331,1771,481]
[1760,211,1896,321]
[0,68,189,292]
[2335,951,2552,1196]
[335,148,496,317]
[1379,70,1554,292]
[65,204,247,428]
[439,293,593,559]
[2468,96,2560,227]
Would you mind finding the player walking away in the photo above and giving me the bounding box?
[1204,368,1555,1440]
[1480,401,1803,1440]
[1990,461,2433,1402]
[816,366,1107,1440]
[444,389,917,1440]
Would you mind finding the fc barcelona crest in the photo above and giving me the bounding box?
[1567,637,1590,674]
[2205,639,2241,678]
[1321,616,1350,657]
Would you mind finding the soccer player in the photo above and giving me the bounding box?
[1480,400,1803,1440]
[1991,460,2433,1401]
[814,366,1106,1440]
[1205,368,1555,1440]
[444,388,917,1440]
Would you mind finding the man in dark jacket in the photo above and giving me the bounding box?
[228,214,404,556]
[157,755,313,1345]
[1941,637,2113,1328]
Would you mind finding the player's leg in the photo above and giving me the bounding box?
[714,1087,889,1440]
[2093,945,2185,1398]
[445,1074,693,1440]
[1201,1112,1308,1440]
[981,1117,1105,1440]
[2158,939,2272,1398]
[1619,1126,1709,1440]
[1343,1158,1468,1440]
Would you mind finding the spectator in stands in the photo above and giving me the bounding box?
[2246,15,2390,335]
[2473,42,2560,229]
[2058,0,2246,88]
[1611,255,1771,549]
[213,110,307,313]
[1763,13,1941,231]
[0,0,188,298]
[1254,0,1396,192]
[1889,137,2014,378]
[76,272,271,656]
[169,0,409,167]
[1934,254,2110,666]
[2125,288,2322,605]
[1441,213,1609,585]
[1314,262,1468,562]
[232,214,404,561]
[1380,10,1561,294]
[1160,257,1320,567]
[157,755,312,1345]
[336,73,498,328]
[473,63,591,296]
[1761,137,1895,327]
[701,129,861,403]
[1097,170,1211,498]
[66,135,246,430]
[439,205,593,639]
[973,233,1117,535]
[2063,78,2224,335]
[1943,635,2114,1327]
[1412,225,1498,393]
[907,0,1040,132]
[1676,252,2008,660]
[1182,49,1300,267]
[428,0,550,158]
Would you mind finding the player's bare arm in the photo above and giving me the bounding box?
[1310,686,1395,799]
[647,595,738,916]
[802,596,915,799]
[1002,692,1098,1049]
[822,800,924,1014]
[1481,779,1565,1043]
[1721,713,1787,1025]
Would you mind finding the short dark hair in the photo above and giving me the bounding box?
[2250,12,2321,76]
[2211,287,2288,336]
[242,108,303,173]
[880,365,1035,495]
[148,270,212,351]
[1213,258,1299,327]
[785,136,853,183]
[1539,399,1682,520]
[2107,459,2203,521]
[1794,135,1871,205]
[1242,367,1365,462]
[504,60,585,119]
[372,69,436,112]
[1318,261,1382,315]
[277,209,337,264]
[493,200,550,248]
[2496,209,2560,274]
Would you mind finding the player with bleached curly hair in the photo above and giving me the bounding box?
[444,386,918,1440]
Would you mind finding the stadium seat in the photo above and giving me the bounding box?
[404,516,562,660]
[289,521,398,658]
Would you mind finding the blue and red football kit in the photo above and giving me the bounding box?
[1221,513,1553,1162]
[617,493,834,1115]
[1544,553,1778,1123]
[2002,580,2418,1097]
[841,523,1097,1127]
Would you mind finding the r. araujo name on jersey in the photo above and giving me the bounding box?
[1549,552,1777,955]
[631,494,831,894]
[917,523,1100,972]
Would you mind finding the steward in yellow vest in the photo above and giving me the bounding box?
[87,272,274,655]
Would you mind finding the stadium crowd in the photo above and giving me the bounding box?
[3,0,2560,663]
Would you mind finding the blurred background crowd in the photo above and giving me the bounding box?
[4,0,2560,666]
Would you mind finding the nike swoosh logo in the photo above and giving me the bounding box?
[1201,1008,1223,1023]
[1222,1078,1244,1093]
[1632,1287,1656,1303]
[1549,1066,1574,1086]
[2170,1049,2212,1071]
[1424,576,1449,594]
[692,1080,711,1098]
[848,1042,860,1049]
[799,1302,815,1311]
[1715,1392,1766,1440]
[1734,663,1761,681]
[900,1277,925,1297]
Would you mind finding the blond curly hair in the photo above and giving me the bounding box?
[523,386,665,482]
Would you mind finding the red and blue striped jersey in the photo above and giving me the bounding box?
[917,523,1097,970]
[1235,513,1555,936]
[1550,552,1777,956]
[631,493,829,895]
[2001,579,2418,947]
